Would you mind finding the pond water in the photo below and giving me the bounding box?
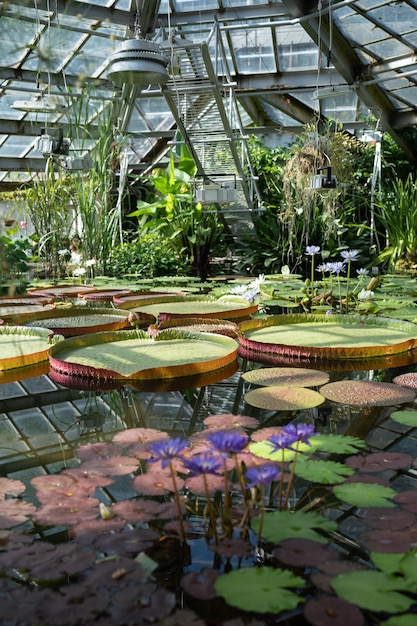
[1,353,417,626]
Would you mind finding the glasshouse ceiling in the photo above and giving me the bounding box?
[1,0,417,188]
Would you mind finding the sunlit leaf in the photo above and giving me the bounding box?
[333,483,396,508]
[214,567,305,613]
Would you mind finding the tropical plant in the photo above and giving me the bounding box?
[107,232,189,279]
[0,234,33,293]
[129,149,225,281]
[370,174,417,271]
[25,162,76,279]
[68,89,122,276]
[244,126,374,274]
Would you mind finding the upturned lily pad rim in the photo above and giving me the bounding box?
[239,314,417,360]
[21,307,130,337]
[0,326,64,370]
[48,328,238,382]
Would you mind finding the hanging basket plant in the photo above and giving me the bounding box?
[48,328,238,384]
[238,314,417,362]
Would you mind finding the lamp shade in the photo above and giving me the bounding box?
[107,38,169,86]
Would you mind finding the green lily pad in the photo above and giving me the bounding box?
[398,550,417,585]
[371,552,407,576]
[242,367,330,387]
[333,482,397,508]
[250,433,366,463]
[49,328,238,382]
[390,409,417,426]
[293,458,354,484]
[244,386,325,410]
[214,567,305,614]
[330,570,415,613]
[381,617,417,626]
[252,509,337,543]
[239,314,417,361]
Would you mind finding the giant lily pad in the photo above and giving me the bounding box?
[242,366,330,387]
[0,303,56,324]
[244,386,325,410]
[149,317,239,338]
[48,328,238,383]
[117,293,258,322]
[22,307,131,337]
[0,326,63,370]
[239,314,417,361]
[319,380,416,406]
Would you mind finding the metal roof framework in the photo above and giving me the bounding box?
[0,0,417,186]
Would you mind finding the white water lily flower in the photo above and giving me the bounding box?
[358,288,374,301]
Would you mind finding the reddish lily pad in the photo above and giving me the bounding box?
[0,302,56,323]
[304,596,365,626]
[23,307,131,337]
[0,326,63,370]
[319,380,416,406]
[28,284,97,298]
[239,314,417,361]
[242,366,330,387]
[49,328,238,382]
[244,386,325,410]
[77,288,133,302]
[393,372,417,389]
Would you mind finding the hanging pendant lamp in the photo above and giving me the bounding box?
[107,37,169,86]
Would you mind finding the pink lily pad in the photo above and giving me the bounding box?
[319,380,416,406]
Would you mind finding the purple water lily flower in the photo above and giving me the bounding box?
[306,245,321,256]
[147,437,188,468]
[328,261,345,275]
[183,452,224,477]
[206,431,249,456]
[357,267,369,277]
[245,464,281,489]
[268,423,318,453]
[340,249,360,262]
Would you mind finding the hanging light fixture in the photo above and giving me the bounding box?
[107,11,169,86]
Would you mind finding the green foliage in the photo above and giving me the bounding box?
[244,127,374,274]
[26,163,76,279]
[0,235,33,291]
[372,174,417,270]
[107,232,189,278]
[129,150,225,280]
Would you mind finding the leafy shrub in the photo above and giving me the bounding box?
[107,232,190,278]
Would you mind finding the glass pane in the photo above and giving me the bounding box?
[230,28,275,74]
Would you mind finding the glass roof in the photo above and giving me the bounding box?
[0,0,417,184]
